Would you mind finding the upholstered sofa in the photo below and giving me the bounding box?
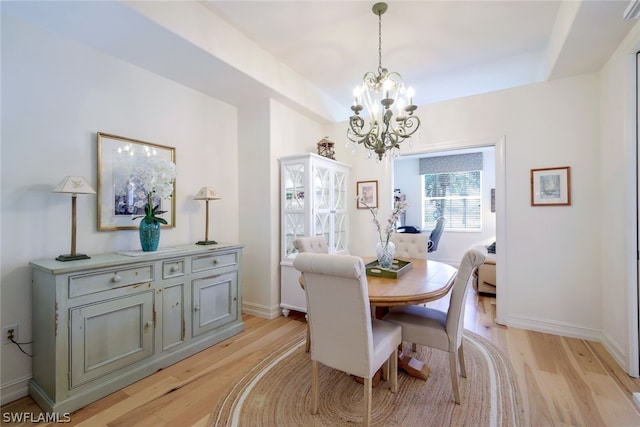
[472,244,496,295]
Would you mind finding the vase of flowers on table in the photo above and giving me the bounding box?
[358,196,408,269]
[129,156,176,251]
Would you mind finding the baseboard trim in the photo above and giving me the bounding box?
[601,329,631,376]
[242,302,281,319]
[1,375,30,405]
[505,315,602,342]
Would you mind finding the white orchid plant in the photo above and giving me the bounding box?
[128,156,176,225]
[357,196,408,246]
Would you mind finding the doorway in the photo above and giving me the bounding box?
[391,136,507,325]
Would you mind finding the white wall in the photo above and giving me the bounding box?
[238,98,326,319]
[599,21,640,375]
[1,15,240,402]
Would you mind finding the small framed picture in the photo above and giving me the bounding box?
[356,180,378,209]
[531,166,571,206]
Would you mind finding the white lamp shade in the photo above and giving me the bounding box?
[53,176,96,195]
[194,187,221,201]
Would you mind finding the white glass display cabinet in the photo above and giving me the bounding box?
[279,153,351,316]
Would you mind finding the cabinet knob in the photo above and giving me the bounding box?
[194,305,200,312]
[145,321,153,327]
[112,275,122,283]
[171,265,180,272]
[212,259,218,265]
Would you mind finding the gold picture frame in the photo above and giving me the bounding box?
[97,132,176,230]
[356,180,378,209]
[531,166,571,206]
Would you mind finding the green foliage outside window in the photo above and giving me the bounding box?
[422,171,481,230]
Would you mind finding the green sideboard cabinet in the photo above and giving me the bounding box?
[29,243,244,413]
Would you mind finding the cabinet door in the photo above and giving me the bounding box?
[282,161,307,259]
[313,163,332,245]
[162,282,185,350]
[192,272,238,337]
[69,291,154,388]
[332,167,349,253]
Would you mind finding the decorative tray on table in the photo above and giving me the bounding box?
[365,259,413,279]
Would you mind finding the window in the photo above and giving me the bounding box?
[420,153,482,231]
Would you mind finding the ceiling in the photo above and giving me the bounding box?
[3,1,637,122]
[201,0,636,115]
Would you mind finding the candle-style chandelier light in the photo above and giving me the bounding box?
[347,2,420,161]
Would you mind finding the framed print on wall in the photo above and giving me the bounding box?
[97,132,176,230]
[356,180,378,209]
[531,166,571,206]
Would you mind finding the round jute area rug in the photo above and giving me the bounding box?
[209,330,524,426]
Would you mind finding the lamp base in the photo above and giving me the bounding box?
[56,253,91,262]
[196,240,217,246]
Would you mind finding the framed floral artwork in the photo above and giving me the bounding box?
[356,180,378,209]
[531,166,571,206]
[97,132,176,230]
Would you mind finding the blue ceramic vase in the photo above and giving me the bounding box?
[139,220,160,252]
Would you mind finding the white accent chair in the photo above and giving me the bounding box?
[390,232,429,260]
[293,236,329,352]
[382,249,485,404]
[293,253,402,427]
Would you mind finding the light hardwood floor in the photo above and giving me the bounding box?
[3,288,640,426]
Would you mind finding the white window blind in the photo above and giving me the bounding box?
[421,153,482,231]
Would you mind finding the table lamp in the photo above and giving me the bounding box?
[53,176,96,261]
[194,186,221,245]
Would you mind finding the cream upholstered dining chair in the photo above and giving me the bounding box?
[390,232,429,260]
[293,236,329,352]
[382,248,485,404]
[293,235,329,254]
[293,253,402,427]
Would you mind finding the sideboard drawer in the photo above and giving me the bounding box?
[163,259,185,279]
[69,265,154,298]
[192,252,238,273]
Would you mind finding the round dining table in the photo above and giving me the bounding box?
[364,258,458,307]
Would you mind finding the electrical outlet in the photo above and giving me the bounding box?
[2,324,18,345]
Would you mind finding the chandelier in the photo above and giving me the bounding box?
[347,2,420,161]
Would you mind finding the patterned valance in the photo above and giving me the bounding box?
[419,152,483,175]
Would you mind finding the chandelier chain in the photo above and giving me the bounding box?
[378,10,383,74]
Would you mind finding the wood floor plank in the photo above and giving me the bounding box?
[3,289,640,426]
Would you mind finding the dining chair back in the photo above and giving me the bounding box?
[390,232,429,260]
[293,235,329,254]
[382,248,485,404]
[293,236,329,352]
[293,253,402,426]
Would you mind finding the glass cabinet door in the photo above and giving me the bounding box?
[284,212,305,258]
[313,164,331,211]
[333,169,348,211]
[283,161,306,259]
[284,163,305,211]
[333,211,347,253]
